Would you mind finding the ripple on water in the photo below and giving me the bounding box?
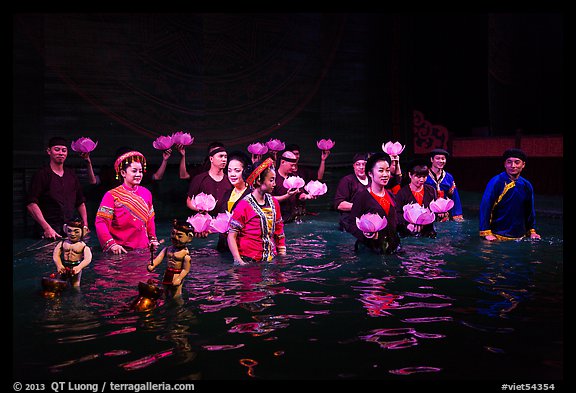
[14,210,563,379]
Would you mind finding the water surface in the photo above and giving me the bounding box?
[13,210,563,381]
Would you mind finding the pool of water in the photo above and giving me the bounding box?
[13,209,563,381]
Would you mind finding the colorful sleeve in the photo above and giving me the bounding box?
[229,200,247,233]
[144,189,157,240]
[273,197,286,248]
[450,180,464,217]
[95,192,115,250]
[147,206,157,241]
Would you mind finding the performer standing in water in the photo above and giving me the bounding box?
[95,150,159,254]
[228,158,286,265]
[347,152,401,254]
[479,148,541,241]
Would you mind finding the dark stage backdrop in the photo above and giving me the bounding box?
[14,13,404,169]
[14,13,563,164]
[13,13,562,227]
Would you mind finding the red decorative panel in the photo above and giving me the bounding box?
[452,136,563,158]
[413,110,449,154]
[520,136,563,157]
[452,137,515,157]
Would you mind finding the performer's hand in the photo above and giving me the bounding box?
[363,231,378,239]
[407,224,422,233]
[251,153,261,163]
[110,244,127,254]
[79,152,92,163]
[43,227,62,241]
[194,231,209,238]
[149,240,160,251]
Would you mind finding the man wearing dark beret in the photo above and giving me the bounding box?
[479,148,541,241]
[426,148,464,222]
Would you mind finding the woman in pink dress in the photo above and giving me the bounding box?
[95,151,159,254]
[227,157,286,265]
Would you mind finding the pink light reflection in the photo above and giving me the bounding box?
[120,349,174,371]
[389,366,442,375]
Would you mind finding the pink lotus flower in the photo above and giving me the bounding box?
[382,141,405,156]
[210,211,232,233]
[304,180,328,196]
[403,203,436,226]
[71,137,98,153]
[187,213,212,233]
[189,192,217,212]
[247,142,269,155]
[266,138,285,151]
[356,213,388,233]
[152,135,173,150]
[429,197,455,213]
[171,132,194,146]
[317,139,336,151]
[283,176,305,190]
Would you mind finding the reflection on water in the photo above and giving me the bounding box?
[13,212,563,380]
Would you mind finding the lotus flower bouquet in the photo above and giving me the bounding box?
[382,141,405,156]
[283,176,305,190]
[152,135,174,150]
[210,211,232,233]
[356,213,388,236]
[429,197,454,222]
[171,132,194,146]
[71,137,98,153]
[247,142,269,156]
[304,180,328,196]
[187,213,212,233]
[316,138,335,151]
[189,192,217,212]
[403,203,435,232]
[265,138,285,151]
[429,197,454,214]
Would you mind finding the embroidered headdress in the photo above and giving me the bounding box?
[114,150,147,179]
[246,157,274,186]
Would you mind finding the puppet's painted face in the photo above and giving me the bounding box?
[65,225,83,243]
[171,228,194,247]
